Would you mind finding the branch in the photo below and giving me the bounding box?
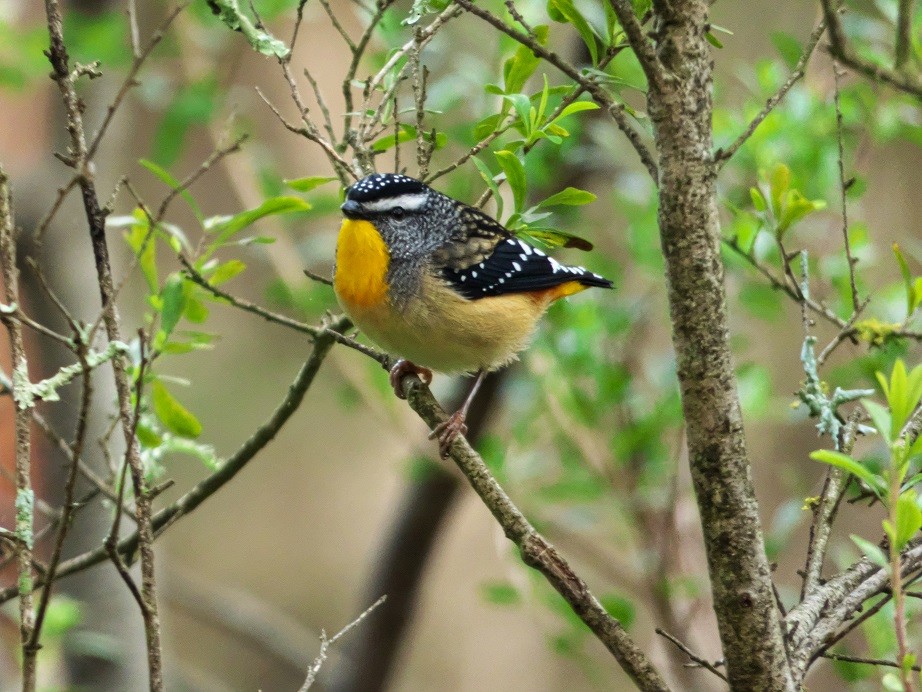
[787,543,922,678]
[330,372,505,692]
[454,0,658,181]
[0,319,345,606]
[647,1,793,687]
[0,166,37,690]
[821,651,922,674]
[716,18,826,165]
[85,3,188,161]
[800,414,860,600]
[298,595,387,691]
[655,628,727,682]
[895,0,915,69]
[832,60,861,312]
[606,0,665,91]
[395,372,670,691]
[27,335,94,653]
[821,0,922,98]
[42,2,170,683]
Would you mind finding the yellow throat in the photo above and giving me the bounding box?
[334,219,390,308]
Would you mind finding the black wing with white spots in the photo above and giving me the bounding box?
[442,236,613,299]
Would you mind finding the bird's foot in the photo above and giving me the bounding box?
[388,359,433,400]
[428,410,468,459]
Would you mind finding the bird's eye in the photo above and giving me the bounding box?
[391,206,406,218]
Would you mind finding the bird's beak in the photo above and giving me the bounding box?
[341,199,362,218]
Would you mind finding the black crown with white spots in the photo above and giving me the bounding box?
[346,173,426,202]
[443,236,613,299]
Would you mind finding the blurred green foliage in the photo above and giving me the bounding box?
[1,0,920,686]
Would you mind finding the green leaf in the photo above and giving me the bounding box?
[599,593,635,629]
[494,150,527,213]
[503,25,548,94]
[237,235,277,246]
[139,159,202,220]
[471,156,503,220]
[849,534,889,570]
[536,187,597,209]
[892,489,922,550]
[284,176,338,192]
[863,399,894,445]
[771,31,803,70]
[205,196,311,253]
[135,422,163,449]
[207,0,290,58]
[42,596,82,638]
[768,163,790,219]
[547,0,599,64]
[372,126,446,152]
[750,186,767,212]
[776,189,826,237]
[893,243,920,316]
[481,581,521,605]
[502,93,533,133]
[810,449,886,498]
[151,380,202,439]
[705,32,723,49]
[473,113,505,140]
[520,228,594,251]
[209,259,247,285]
[150,77,219,169]
[122,210,159,293]
[551,100,599,122]
[159,274,186,339]
[183,296,209,323]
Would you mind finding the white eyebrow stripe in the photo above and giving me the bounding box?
[361,192,428,212]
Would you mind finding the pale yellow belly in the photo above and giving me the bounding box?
[337,275,550,373]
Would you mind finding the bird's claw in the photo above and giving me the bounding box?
[388,359,432,400]
[429,411,468,459]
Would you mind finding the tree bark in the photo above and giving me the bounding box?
[647,1,794,688]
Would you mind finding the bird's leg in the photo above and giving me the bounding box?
[389,358,433,400]
[429,369,487,459]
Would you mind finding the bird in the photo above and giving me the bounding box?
[334,172,613,458]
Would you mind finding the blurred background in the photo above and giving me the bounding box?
[0,0,920,689]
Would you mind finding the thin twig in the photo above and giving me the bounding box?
[0,164,37,691]
[85,4,188,161]
[716,19,826,165]
[800,413,860,600]
[42,1,164,686]
[155,134,247,221]
[895,0,915,69]
[606,0,664,91]
[816,302,869,366]
[298,595,387,691]
[655,628,728,682]
[821,651,922,673]
[28,332,95,651]
[105,333,149,614]
[318,0,356,51]
[181,257,387,364]
[832,61,860,312]
[33,175,78,245]
[453,0,658,180]
[303,68,338,145]
[303,268,334,286]
[342,0,397,138]
[0,319,348,606]
[396,372,670,691]
[106,455,146,613]
[820,0,922,98]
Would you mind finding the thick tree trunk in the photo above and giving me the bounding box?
[648,1,795,689]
